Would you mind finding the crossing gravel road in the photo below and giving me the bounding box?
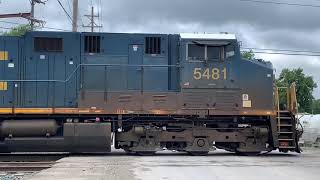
[29,149,320,180]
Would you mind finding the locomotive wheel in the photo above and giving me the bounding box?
[135,151,157,156]
[187,151,209,156]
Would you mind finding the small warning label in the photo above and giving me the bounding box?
[133,45,139,51]
[8,63,14,68]
[242,94,249,101]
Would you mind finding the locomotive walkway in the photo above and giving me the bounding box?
[28,149,320,180]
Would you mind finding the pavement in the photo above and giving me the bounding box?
[28,149,320,180]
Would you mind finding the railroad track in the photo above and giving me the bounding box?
[0,154,66,162]
[0,154,66,173]
[0,161,54,172]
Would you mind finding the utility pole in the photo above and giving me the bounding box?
[83,6,102,32]
[30,0,46,30]
[72,0,78,32]
[30,0,35,29]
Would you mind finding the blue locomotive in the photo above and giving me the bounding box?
[0,31,300,155]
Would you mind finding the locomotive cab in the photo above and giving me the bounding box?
[179,33,243,116]
[178,33,274,117]
[180,33,238,89]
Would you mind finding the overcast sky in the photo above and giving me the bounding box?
[1,0,320,98]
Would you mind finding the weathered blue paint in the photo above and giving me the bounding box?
[0,31,273,112]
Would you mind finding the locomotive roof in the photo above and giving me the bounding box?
[180,33,236,40]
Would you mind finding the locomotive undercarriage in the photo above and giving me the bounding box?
[0,115,277,155]
[115,116,274,155]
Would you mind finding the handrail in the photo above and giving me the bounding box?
[275,86,281,132]
[0,63,181,83]
[275,83,298,131]
[289,83,298,114]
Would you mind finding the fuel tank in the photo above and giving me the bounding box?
[1,120,58,137]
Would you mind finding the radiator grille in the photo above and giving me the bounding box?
[183,91,210,109]
[216,91,239,110]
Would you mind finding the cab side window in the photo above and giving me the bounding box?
[207,46,222,61]
[188,44,205,60]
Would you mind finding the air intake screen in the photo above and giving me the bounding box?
[34,37,63,52]
[84,36,101,53]
[145,37,161,54]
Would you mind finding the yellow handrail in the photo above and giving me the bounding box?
[275,86,281,132]
[275,83,298,131]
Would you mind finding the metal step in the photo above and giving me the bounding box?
[278,110,290,113]
[279,146,296,149]
[279,124,293,127]
[278,132,293,134]
[276,117,292,119]
[278,139,294,141]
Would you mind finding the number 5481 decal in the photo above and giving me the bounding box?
[193,67,227,80]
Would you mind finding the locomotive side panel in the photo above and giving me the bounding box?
[22,32,81,108]
[78,33,181,113]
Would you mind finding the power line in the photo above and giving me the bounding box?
[38,26,69,31]
[66,0,72,15]
[244,51,320,57]
[237,0,320,8]
[0,20,69,31]
[0,20,28,25]
[0,26,13,30]
[56,0,73,24]
[242,47,320,54]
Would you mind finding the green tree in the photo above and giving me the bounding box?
[312,99,320,114]
[241,50,255,60]
[276,68,317,113]
[2,25,32,36]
